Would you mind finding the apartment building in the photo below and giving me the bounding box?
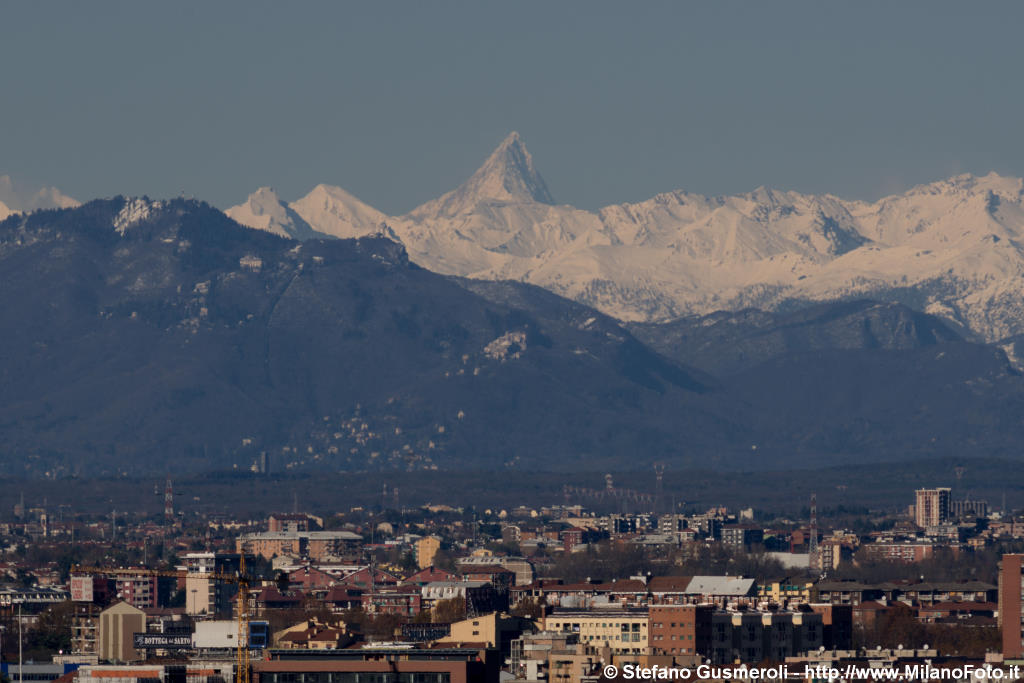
[543,609,649,655]
[649,605,712,657]
[914,488,951,528]
[999,554,1024,659]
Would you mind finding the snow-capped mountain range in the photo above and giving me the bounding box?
[241,134,1024,343]
[7,137,1024,344]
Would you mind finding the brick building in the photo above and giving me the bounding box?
[649,605,712,656]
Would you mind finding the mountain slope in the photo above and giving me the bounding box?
[629,300,963,376]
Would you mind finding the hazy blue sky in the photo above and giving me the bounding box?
[2,2,1023,213]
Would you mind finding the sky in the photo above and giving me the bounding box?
[2,1,1024,214]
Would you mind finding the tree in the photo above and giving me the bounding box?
[511,597,543,619]
[431,548,458,573]
[433,598,465,624]
[25,601,74,659]
[854,605,1000,658]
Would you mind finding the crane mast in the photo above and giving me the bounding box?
[236,555,250,683]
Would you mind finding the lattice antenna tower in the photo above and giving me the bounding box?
[164,478,174,522]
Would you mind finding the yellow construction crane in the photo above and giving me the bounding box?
[71,561,253,683]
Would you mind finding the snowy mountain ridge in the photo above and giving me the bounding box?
[227,133,1024,342]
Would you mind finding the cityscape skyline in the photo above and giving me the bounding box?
[6,2,1024,674]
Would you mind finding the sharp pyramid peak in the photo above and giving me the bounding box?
[449,131,555,207]
[494,130,525,151]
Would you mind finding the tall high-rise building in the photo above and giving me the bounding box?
[914,488,951,528]
[183,552,242,617]
[999,554,1024,658]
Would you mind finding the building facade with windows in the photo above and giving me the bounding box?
[914,488,951,528]
[542,609,648,655]
[999,554,1024,659]
[649,605,712,657]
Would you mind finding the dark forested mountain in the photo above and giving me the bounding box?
[0,198,729,476]
[628,300,964,376]
[2,198,1023,477]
